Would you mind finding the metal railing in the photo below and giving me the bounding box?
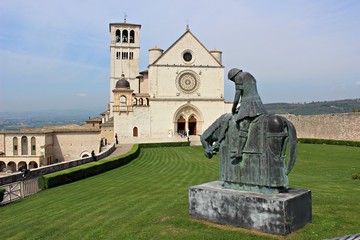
[1,181,22,205]
[1,177,41,205]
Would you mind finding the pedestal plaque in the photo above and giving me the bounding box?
[189,181,312,235]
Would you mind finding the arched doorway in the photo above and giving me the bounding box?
[0,161,6,172]
[18,161,27,171]
[29,161,38,169]
[173,103,204,137]
[188,116,197,135]
[7,162,16,172]
[177,116,186,136]
[133,127,138,137]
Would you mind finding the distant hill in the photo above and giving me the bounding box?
[0,109,103,131]
[264,99,360,115]
[1,100,359,130]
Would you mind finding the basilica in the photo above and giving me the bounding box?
[105,21,231,143]
[0,21,231,173]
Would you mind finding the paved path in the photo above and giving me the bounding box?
[104,144,133,159]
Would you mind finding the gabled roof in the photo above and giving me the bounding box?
[150,28,223,67]
[85,117,102,123]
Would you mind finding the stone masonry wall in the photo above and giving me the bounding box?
[284,113,360,141]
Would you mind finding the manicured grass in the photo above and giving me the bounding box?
[0,144,359,239]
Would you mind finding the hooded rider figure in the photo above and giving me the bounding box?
[228,68,267,160]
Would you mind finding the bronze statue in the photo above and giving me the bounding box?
[201,69,297,193]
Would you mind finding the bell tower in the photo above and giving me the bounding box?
[109,20,141,116]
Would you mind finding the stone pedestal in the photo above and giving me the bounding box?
[189,181,312,235]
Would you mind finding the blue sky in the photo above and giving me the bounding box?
[0,0,359,112]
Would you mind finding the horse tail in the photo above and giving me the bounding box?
[284,119,297,175]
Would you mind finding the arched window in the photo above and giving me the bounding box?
[122,52,128,60]
[31,137,36,155]
[115,29,121,42]
[13,137,18,155]
[120,96,127,106]
[132,98,137,105]
[146,98,149,106]
[133,127,138,137]
[130,30,135,43]
[21,136,28,155]
[122,30,128,43]
[139,98,143,105]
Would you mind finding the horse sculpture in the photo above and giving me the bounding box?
[201,69,297,193]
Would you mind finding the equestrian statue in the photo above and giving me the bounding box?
[201,69,297,193]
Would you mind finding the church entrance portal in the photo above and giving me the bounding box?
[174,104,203,138]
[188,116,197,135]
[177,116,186,136]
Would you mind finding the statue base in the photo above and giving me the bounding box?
[189,181,312,235]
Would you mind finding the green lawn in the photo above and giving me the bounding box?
[0,144,359,240]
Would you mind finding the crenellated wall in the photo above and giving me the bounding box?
[284,113,360,141]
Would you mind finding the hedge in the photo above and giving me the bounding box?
[39,144,140,190]
[0,187,5,202]
[298,138,360,147]
[139,141,190,148]
[38,142,191,190]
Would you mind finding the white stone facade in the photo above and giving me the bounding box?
[0,126,101,173]
[110,23,230,144]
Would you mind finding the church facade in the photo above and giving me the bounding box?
[108,22,231,143]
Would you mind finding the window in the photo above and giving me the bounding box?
[133,127,138,137]
[132,98,137,105]
[21,136,28,155]
[120,96,127,106]
[130,30,135,43]
[183,52,192,62]
[31,137,36,155]
[122,52,129,60]
[115,29,121,42]
[122,30,128,43]
[13,137,18,155]
[139,98,143,105]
